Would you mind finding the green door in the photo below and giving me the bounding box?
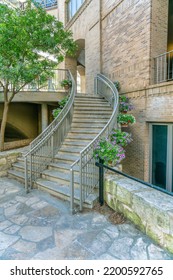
[151,124,173,192]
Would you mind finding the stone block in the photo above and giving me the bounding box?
[163,233,173,254]
[167,210,173,235]
[106,193,117,211]
[0,170,7,177]
[116,200,145,232]
[0,158,7,166]
[104,176,117,194]
[146,224,164,246]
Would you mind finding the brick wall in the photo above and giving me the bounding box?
[58,0,171,182]
[122,81,173,181]
[59,0,100,94]
[101,0,151,92]
[150,0,169,84]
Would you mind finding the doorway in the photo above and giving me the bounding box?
[150,123,173,192]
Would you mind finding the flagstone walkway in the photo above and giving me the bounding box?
[0,177,173,260]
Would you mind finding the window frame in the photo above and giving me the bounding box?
[149,123,173,192]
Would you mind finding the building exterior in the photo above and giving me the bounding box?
[0,0,172,193]
[56,0,173,193]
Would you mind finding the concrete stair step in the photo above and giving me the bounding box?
[75,95,104,100]
[48,162,79,173]
[74,101,111,109]
[54,153,79,163]
[66,134,96,140]
[73,112,111,119]
[64,137,91,143]
[41,170,79,186]
[35,179,98,208]
[62,140,89,147]
[74,101,108,106]
[72,119,107,123]
[72,119,108,124]
[70,129,100,134]
[71,123,107,128]
[11,162,25,172]
[8,169,25,184]
[74,107,111,112]
[59,147,82,154]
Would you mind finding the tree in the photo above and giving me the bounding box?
[0,1,77,151]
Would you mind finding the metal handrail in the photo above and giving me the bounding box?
[0,0,16,8]
[29,69,71,149]
[96,161,173,199]
[70,73,119,213]
[24,69,76,191]
[155,49,173,83]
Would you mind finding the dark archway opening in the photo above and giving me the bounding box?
[0,122,28,142]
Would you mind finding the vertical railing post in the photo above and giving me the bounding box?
[70,168,74,214]
[79,154,83,211]
[94,76,98,95]
[24,156,29,193]
[30,153,32,190]
[51,131,54,157]
[99,158,104,206]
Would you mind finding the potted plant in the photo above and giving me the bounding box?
[52,96,69,118]
[93,137,126,166]
[113,81,120,91]
[117,113,136,127]
[60,79,72,90]
[119,95,134,113]
[109,129,133,147]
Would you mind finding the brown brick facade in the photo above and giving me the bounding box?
[58,0,171,182]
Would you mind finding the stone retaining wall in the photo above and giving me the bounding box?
[0,151,22,177]
[105,174,173,253]
[4,139,32,151]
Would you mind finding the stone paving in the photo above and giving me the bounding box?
[0,177,173,260]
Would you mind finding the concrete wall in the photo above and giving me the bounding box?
[0,103,39,140]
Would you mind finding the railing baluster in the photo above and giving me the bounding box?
[24,69,76,191]
[70,74,119,213]
[155,50,173,83]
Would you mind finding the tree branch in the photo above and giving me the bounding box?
[0,80,4,89]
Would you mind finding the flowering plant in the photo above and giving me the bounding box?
[117,113,136,125]
[119,95,134,112]
[113,81,120,91]
[52,96,69,118]
[60,79,72,88]
[93,137,125,165]
[109,129,133,147]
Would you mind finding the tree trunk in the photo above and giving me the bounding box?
[0,102,9,151]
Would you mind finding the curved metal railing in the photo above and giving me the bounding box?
[24,69,76,191]
[70,73,119,212]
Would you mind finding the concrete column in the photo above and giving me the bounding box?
[80,75,86,93]
[77,65,86,93]
[41,103,48,131]
[65,57,77,84]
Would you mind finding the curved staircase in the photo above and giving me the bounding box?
[8,94,112,208]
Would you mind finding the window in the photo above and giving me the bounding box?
[67,0,85,21]
[150,123,173,192]
[33,0,57,9]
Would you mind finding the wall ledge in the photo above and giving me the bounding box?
[104,174,173,253]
